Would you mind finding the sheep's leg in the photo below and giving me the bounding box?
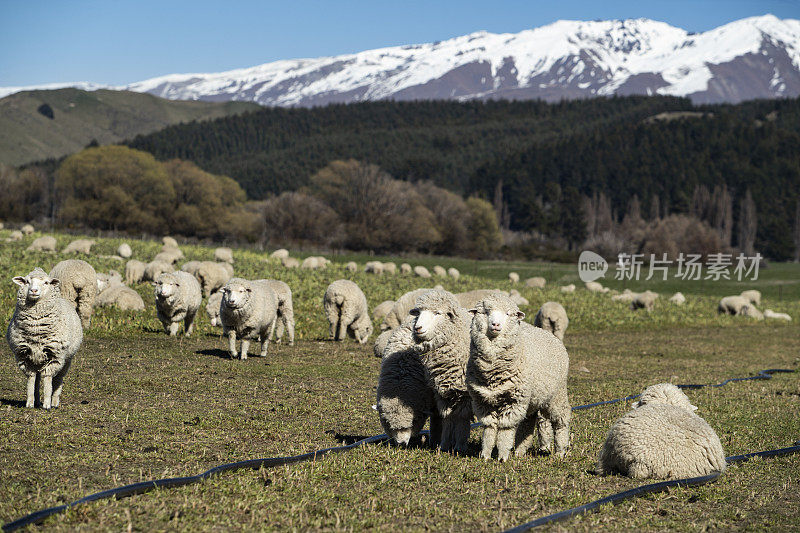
[240,340,250,360]
[496,427,517,462]
[337,316,347,342]
[514,412,538,457]
[451,416,471,455]
[228,330,238,359]
[41,374,53,410]
[428,413,442,449]
[269,318,278,342]
[259,323,273,357]
[550,387,572,457]
[536,412,554,454]
[285,317,295,346]
[25,373,37,408]
[168,321,180,336]
[51,361,71,409]
[439,417,455,452]
[76,292,92,329]
[324,302,339,340]
[184,311,197,337]
[480,426,497,460]
[274,317,284,343]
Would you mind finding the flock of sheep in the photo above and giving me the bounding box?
[2,228,792,484]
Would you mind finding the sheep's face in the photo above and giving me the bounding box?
[354,321,373,344]
[154,274,180,299]
[409,290,462,345]
[409,308,448,342]
[13,269,59,303]
[633,383,697,411]
[221,282,251,309]
[470,296,525,340]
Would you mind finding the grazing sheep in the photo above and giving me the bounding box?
[447,267,460,280]
[630,290,659,311]
[323,280,373,343]
[195,261,232,297]
[345,261,358,273]
[381,288,431,331]
[301,256,328,270]
[508,289,529,307]
[467,294,571,460]
[49,259,97,328]
[270,249,289,260]
[376,318,440,446]
[740,290,761,307]
[585,281,605,292]
[7,230,23,241]
[403,290,473,453]
[669,292,686,305]
[20,224,34,235]
[281,257,300,269]
[162,236,178,248]
[95,285,145,311]
[220,278,279,359]
[508,272,520,284]
[382,262,397,275]
[26,236,57,252]
[718,295,763,320]
[180,260,203,277]
[454,289,505,310]
[143,260,174,282]
[117,243,132,258]
[125,260,147,285]
[153,249,183,265]
[764,309,791,321]
[533,301,569,341]
[264,279,295,345]
[560,284,576,293]
[595,383,725,479]
[205,290,224,327]
[433,265,447,277]
[612,289,636,302]
[372,300,395,325]
[154,271,202,336]
[7,268,83,409]
[216,261,234,278]
[400,263,412,275]
[62,239,95,255]
[95,270,123,294]
[525,277,546,289]
[364,261,384,275]
[414,265,432,278]
[214,247,234,264]
[373,328,393,358]
[161,243,184,257]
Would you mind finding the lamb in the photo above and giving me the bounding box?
[21,223,34,235]
[740,290,761,306]
[669,292,686,305]
[323,280,373,343]
[264,279,295,345]
[525,277,546,289]
[162,236,179,248]
[414,265,432,278]
[364,261,384,275]
[143,260,174,282]
[447,267,460,280]
[345,261,358,273]
[117,243,132,258]
[467,294,571,460]
[214,247,234,264]
[220,278,279,359]
[270,249,289,260]
[400,263,412,275]
[401,289,473,453]
[718,295,764,319]
[594,383,726,479]
[195,261,232,297]
[382,262,397,275]
[62,239,95,255]
[26,236,57,252]
[154,271,202,336]
[49,259,97,328]
[205,290,224,326]
[381,288,431,331]
[560,284,576,293]
[95,284,145,311]
[433,266,447,277]
[376,318,440,446]
[508,272,520,284]
[533,301,569,341]
[125,259,147,285]
[764,309,791,321]
[7,268,83,408]
[631,290,659,311]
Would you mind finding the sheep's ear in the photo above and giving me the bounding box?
[12,276,27,287]
[246,287,252,292]
[516,311,526,320]
[409,308,420,317]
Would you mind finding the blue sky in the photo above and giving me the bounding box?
[2,0,799,87]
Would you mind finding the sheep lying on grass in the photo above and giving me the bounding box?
[533,301,569,341]
[718,295,764,320]
[154,271,202,336]
[220,278,279,359]
[467,294,571,460]
[595,383,726,479]
[50,259,97,328]
[7,268,83,409]
[323,280,372,343]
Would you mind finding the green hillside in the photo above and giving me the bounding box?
[0,88,260,166]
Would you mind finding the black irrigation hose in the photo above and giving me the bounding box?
[3,368,796,531]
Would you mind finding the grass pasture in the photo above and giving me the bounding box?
[1,229,799,531]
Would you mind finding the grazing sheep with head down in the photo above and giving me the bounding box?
[595,383,725,479]
[125,260,147,285]
[62,239,95,255]
[414,266,431,278]
[508,272,519,284]
[382,262,397,275]
[281,256,300,269]
[162,236,178,248]
[21,224,34,235]
[345,261,358,273]
[264,279,295,345]
[7,268,83,409]
[433,265,447,277]
[50,259,97,328]
[220,278,279,359]
[400,263,412,275]
[454,289,505,310]
[718,295,763,320]
[27,236,57,252]
[270,249,289,260]
[447,267,460,281]
[533,301,569,341]
[364,261,384,275]
[205,290,223,326]
[467,294,571,460]
[323,280,372,343]
[7,230,23,241]
[525,277,546,289]
[560,284,576,293]
[372,300,395,325]
[195,261,232,297]
[630,290,659,311]
[153,249,183,265]
[154,271,202,336]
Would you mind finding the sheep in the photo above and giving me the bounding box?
[382,262,397,275]
[400,263,412,275]
[594,383,726,479]
[467,294,571,460]
[49,259,96,328]
[373,328,393,358]
[220,278,279,359]
[612,289,636,302]
[560,284,576,293]
[381,288,431,331]
[345,261,358,273]
[433,266,447,277]
[162,236,178,248]
[195,261,232,297]
[154,271,202,336]
[764,309,791,321]
[630,290,659,311]
[264,279,295,345]
[7,268,83,409]
[402,289,473,453]
[26,236,57,252]
[270,249,289,260]
[125,259,147,285]
[20,223,34,235]
[214,247,234,264]
[161,243,184,258]
[301,256,328,270]
[508,272,520,284]
[62,239,95,255]
[153,249,182,265]
[282,257,300,269]
[372,300,395,325]
[525,277,546,289]
[180,260,203,277]
[143,260,174,282]
[669,292,686,305]
[7,230,23,241]
[740,290,761,306]
[117,243,132,258]
[376,318,440,446]
[533,301,569,341]
[454,289,505,310]
[95,285,145,311]
[585,281,605,292]
[323,280,373,343]
[95,270,123,294]
[216,261,234,278]
[414,266,431,278]
[364,261,384,275]
[718,295,763,320]
[447,267,460,280]
[508,289,529,307]
[205,291,224,326]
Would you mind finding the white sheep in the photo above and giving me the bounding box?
[382,262,397,275]
[433,265,447,277]
[26,236,57,252]
[161,243,184,258]
[740,290,761,306]
[323,279,372,343]
[525,277,546,289]
[595,383,726,479]
[264,279,295,345]
[154,271,202,336]
[718,295,763,320]
[508,272,520,284]
[153,249,183,265]
[50,259,97,328]
[381,288,431,331]
[585,281,605,292]
[631,290,659,311]
[560,284,576,293]
[20,223,34,235]
[301,256,328,270]
[117,243,132,258]
[95,270,123,294]
[345,261,358,273]
[7,230,23,241]
[7,268,83,409]
[162,236,178,248]
[533,301,569,341]
[508,289,529,307]
[454,289,505,310]
[447,267,460,280]
[373,328,393,358]
[372,300,395,325]
[400,263,412,275]
[143,260,174,282]
[180,260,203,277]
[669,292,686,305]
[612,289,636,302]
[764,309,791,321]
[364,261,384,275]
[414,265,432,278]
[281,257,300,269]
[270,249,289,260]
[125,259,147,285]
[220,278,279,359]
[96,284,145,311]
[195,261,232,297]
[214,247,234,264]
[205,290,224,326]
[62,239,95,255]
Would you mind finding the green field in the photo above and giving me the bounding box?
[1,229,798,531]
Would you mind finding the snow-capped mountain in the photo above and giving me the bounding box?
[4,15,800,105]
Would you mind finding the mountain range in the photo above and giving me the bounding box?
[2,14,799,106]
